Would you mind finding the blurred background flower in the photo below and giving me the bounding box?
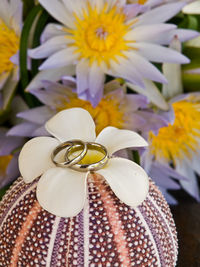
[133,38,200,203]
[0,0,23,112]
[0,128,25,189]
[8,80,152,137]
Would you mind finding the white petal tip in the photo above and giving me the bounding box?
[161,76,168,84]
[182,57,190,64]
[28,49,33,57]
[39,64,46,71]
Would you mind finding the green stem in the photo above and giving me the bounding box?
[31,9,49,77]
[132,150,140,165]
[19,5,43,107]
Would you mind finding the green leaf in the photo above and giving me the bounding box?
[183,46,200,60]
[182,72,200,92]
[182,59,200,71]
[19,5,43,107]
[187,15,199,30]
[178,14,199,30]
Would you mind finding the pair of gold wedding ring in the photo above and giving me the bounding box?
[51,140,109,172]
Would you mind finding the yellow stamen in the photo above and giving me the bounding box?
[67,3,133,65]
[127,0,147,4]
[0,155,13,177]
[138,0,148,4]
[58,92,126,135]
[0,20,19,74]
[149,100,200,164]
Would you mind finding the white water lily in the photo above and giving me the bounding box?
[27,0,194,105]
[19,108,149,217]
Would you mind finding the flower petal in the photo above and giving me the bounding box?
[0,0,10,26]
[29,36,71,59]
[96,126,148,155]
[76,59,90,95]
[176,159,200,201]
[127,80,169,111]
[125,51,167,84]
[151,29,199,45]
[9,0,23,34]
[39,0,74,28]
[132,42,189,64]
[89,63,105,97]
[41,23,65,43]
[25,66,75,92]
[19,137,59,183]
[62,0,87,17]
[109,58,145,88]
[96,157,149,207]
[0,72,9,89]
[7,122,38,137]
[182,1,200,14]
[136,2,185,25]
[1,69,19,110]
[125,24,176,42]
[39,48,77,70]
[45,108,96,142]
[36,167,87,217]
[17,106,53,125]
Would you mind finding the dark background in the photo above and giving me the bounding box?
[171,191,200,267]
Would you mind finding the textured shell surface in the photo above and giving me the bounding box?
[0,174,178,267]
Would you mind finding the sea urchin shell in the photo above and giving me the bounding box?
[0,174,178,266]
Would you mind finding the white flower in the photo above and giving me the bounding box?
[28,0,193,103]
[19,108,149,217]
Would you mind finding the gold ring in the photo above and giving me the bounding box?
[51,140,87,167]
[65,142,109,172]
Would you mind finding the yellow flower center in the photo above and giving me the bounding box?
[0,20,19,75]
[149,100,200,164]
[67,3,132,65]
[127,0,147,4]
[58,92,125,135]
[138,0,148,4]
[0,155,13,177]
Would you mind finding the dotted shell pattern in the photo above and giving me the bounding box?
[0,175,178,266]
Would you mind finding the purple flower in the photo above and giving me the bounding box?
[0,128,25,189]
[9,80,154,137]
